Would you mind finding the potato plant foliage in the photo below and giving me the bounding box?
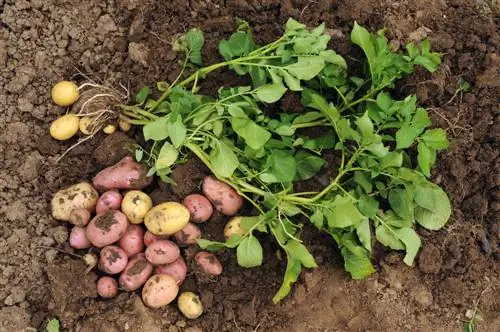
[124,19,451,302]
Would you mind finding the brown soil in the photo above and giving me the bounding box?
[0,0,499,331]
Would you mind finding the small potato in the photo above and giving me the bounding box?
[224,216,245,240]
[118,225,145,257]
[145,240,180,265]
[195,251,223,276]
[177,292,203,319]
[119,253,153,291]
[86,210,129,248]
[92,156,152,192]
[69,226,91,249]
[79,116,96,135]
[103,124,116,134]
[142,274,179,308]
[121,190,153,224]
[144,231,167,247]
[96,191,122,215]
[97,276,118,299]
[50,114,80,141]
[144,202,190,235]
[202,176,244,216]
[51,182,99,222]
[155,256,187,285]
[69,208,91,227]
[173,223,201,246]
[118,119,131,132]
[98,245,128,274]
[183,194,213,223]
[51,80,80,106]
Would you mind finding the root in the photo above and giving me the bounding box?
[78,93,122,115]
[56,134,95,162]
[429,107,472,137]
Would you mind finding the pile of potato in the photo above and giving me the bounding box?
[51,156,244,318]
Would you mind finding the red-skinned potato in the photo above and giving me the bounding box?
[195,251,223,276]
[142,274,179,308]
[98,245,128,274]
[144,231,164,246]
[173,223,201,246]
[155,256,187,285]
[86,210,129,248]
[119,253,153,291]
[182,194,213,223]
[69,208,91,227]
[145,240,180,265]
[118,224,145,257]
[97,276,118,299]
[69,226,91,249]
[95,191,122,215]
[92,156,152,192]
[202,176,243,216]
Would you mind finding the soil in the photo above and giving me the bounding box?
[0,0,499,331]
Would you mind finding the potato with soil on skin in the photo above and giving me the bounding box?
[143,231,167,247]
[183,194,213,223]
[86,210,129,248]
[69,208,91,227]
[144,202,190,236]
[178,292,203,319]
[95,190,122,215]
[145,240,180,265]
[118,224,145,257]
[92,156,152,192]
[224,216,245,240]
[173,223,202,246]
[51,182,99,222]
[194,251,223,276]
[98,245,129,275]
[69,226,92,249]
[155,256,187,285]
[97,276,118,299]
[142,274,179,308]
[202,176,244,216]
[119,253,153,291]
[121,190,153,224]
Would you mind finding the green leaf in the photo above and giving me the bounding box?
[356,219,372,252]
[185,28,205,65]
[380,151,403,170]
[376,92,393,112]
[421,128,449,150]
[356,111,374,137]
[210,140,239,178]
[310,209,324,229]
[143,117,169,141]
[219,31,255,60]
[365,141,389,158]
[358,195,379,217]
[375,224,405,250]
[167,113,186,148]
[417,142,434,177]
[393,228,421,266]
[354,171,373,193]
[326,196,365,228]
[294,150,326,181]
[301,89,340,122]
[273,258,301,303]
[275,125,295,136]
[285,239,317,268]
[285,56,325,80]
[237,235,263,268]
[46,319,60,332]
[229,109,271,150]
[260,150,296,183]
[135,86,150,104]
[135,148,143,162]
[285,18,307,32]
[414,185,451,230]
[341,245,375,279]
[293,112,324,124]
[254,83,287,103]
[240,216,265,232]
[388,188,414,220]
[156,142,178,169]
[351,22,376,68]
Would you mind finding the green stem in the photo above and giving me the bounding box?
[291,120,328,129]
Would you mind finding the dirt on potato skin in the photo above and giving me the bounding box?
[0,0,498,331]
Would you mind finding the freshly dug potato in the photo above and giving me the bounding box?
[98,245,128,275]
[69,226,91,249]
[103,124,116,135]
[142,274,179,308]
[143,231,166,247]
[69,208,91,227]
[51,182,98,222]
[118,224,145,257]
[86,210,129,248]
[119,253,153,291]
[92,156,152,192]
[97,276,118,299]
[144,202,190,236]
[145,240,180,265]
[49,114,80,140]
[51,80,80,106]
[202,176,244,216]
[173,223,201,246]
[195,251,223,276]
[177,292,203,319]
[183,194,213,223]
[121,190,153,224]
[95,190,122,215]
[155,256,187,285]
[224,216,245,240]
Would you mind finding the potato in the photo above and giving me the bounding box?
[202,176,244,216]
[69,226,91,249]
[177,292,203,319]
[144,231,166,247]
[98,245,128,274]
[155,256,187,285]
[224,216,245,240]
[79,116,95,135]
[145,240,180,265]
[142,274,179,308]
[50,114,80,141]
[83,253,98,268]
[118,224,145,257]
[183,194,213,223]
[103,124,116,134]
[95,190,122,215]
[119,253,153,291]
[69,208,91,227]
[144,202,190,235]
[195,251,223,276]
[173,223,201,246]
[92,156,152,192]
[86,210,129,248]
[51,182,99,222]
[121,190,152,224]
[51,80,80,106]
[97,276,118,299]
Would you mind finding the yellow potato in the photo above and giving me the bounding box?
[118,119,131,132]
[50,114,80,141]
[144,202,190,235]
[51,81,80,106]
[103,124,116,134]
[177,292,203,319]
[79,116,95,135]
[224,216,244,240]
[51,182,99,221]
[121,190,153,224]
